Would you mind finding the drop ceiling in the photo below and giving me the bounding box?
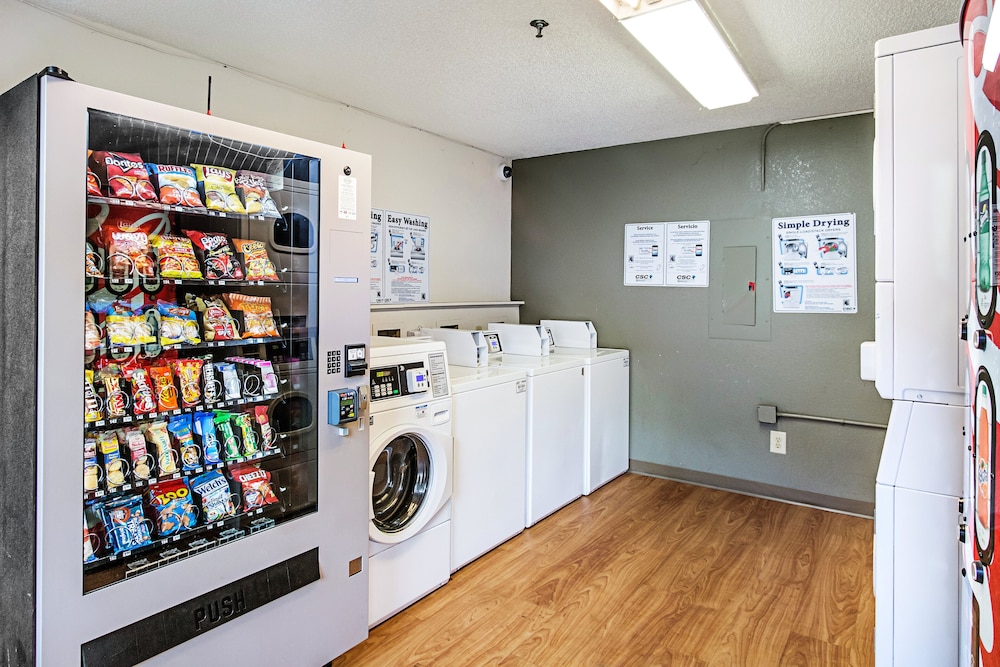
[22,0,958,159]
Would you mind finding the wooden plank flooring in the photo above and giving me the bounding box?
[332,473,874,666]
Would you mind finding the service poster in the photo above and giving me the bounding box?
[370,208,387,303]
[772,212,857,313]
[385,209,430,303]
[665,221,710,287]
[624,221,709,287]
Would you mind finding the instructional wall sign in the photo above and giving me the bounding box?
[370,208,387,303]
[384,209,430,303]
[771,212,857,313]
[624,221,710,287]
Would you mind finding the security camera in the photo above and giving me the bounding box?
[497,164,512,181]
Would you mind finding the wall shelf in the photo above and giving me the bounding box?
[371,301,523,312]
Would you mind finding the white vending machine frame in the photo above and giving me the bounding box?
[31,75,372,665]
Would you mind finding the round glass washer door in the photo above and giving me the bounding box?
[372,433,431,534]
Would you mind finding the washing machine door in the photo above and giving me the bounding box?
[370,429,447,544]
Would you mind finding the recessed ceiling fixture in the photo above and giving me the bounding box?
[601,0,758,110]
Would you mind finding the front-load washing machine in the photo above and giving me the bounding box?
[368,337,453,627]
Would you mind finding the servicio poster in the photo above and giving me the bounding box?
[772,212,857,313]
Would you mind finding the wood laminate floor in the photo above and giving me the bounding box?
[333,473,874,667]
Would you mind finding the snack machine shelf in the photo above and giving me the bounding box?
[87,195,281,222]
[84,503,281,573]
[84,447,283,502]
[91,335,285,357]
[85,391,279,431]
[97,276,291,289]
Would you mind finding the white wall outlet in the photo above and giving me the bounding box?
[770,430,787,455]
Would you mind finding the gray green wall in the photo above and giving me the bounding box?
[511,115,888,514]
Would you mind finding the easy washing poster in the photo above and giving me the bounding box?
[370,208,430,303]
[771,213,857,313]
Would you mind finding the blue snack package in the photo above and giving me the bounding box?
[190,470,237,523]
[168,413,201,472]
[147,477,198,537]
[193,410,222,465]
[100,495,153,555]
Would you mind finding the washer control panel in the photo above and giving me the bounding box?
[370,362,429,401]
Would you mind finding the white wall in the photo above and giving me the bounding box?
[0,0,512,304]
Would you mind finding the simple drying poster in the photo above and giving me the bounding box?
[624,221,710,287]
[772,213,857,313]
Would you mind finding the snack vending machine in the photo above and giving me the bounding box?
[963,4,1000,664]
[0,70,372,665]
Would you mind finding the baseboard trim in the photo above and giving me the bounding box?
[629,460,874,518]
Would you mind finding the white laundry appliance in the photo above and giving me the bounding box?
[540,319,631,495]
[418,328,529,571]
[488,323,586,527]
[861,24,967,666]
[367,337,454,627]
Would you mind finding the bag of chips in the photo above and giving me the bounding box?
[85,307,102,351]
[191,164,246,214]
[147,477,198,537]
[86,151,103,198]
[232,412,259,456]
[193,410,222,465]
[151,234,203,280]
[173,358,204,407]
[105,302,154,347]
[89,151,158,202]
[168,414,202,472]
[234,170,280,217]
[232,238,279,281]
[223,293,279,339]
[99,495,153,554]
[145,420,177,475]
[254,405,277,450]
[84,503,103,562]
[147,164,203,208]
[229,462,279,509]
[157,301,201,346]
[150,365,179,412]
[190,470,237,523]
[85,241,103,278]
[183,230,244,280]
[189,294,239,341]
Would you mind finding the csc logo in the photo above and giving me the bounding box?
[634,274,653,280]
[676,274,695,280]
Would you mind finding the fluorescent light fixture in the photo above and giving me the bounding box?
[620,0,758,109]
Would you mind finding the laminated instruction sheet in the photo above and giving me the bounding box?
[624,221,710,287]
[771,213,857,313]
[370,208,430,303]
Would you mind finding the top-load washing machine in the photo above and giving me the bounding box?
[418,328,528,571]
[488,323,585,527]
[367,337,453,627]
[540,320,630,494]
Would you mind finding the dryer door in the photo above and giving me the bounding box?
[370,429,447,544]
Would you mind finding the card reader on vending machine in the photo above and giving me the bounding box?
[328,388,359,435]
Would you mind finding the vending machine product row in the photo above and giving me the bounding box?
[0,70,372,666]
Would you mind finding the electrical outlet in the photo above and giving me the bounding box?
[770,430,787,455]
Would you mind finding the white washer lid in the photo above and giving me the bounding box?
[449,365,527,393]
[550,347,628,363]
[490,353,585,375]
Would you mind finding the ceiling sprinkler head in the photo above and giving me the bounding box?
[530,19,549,38]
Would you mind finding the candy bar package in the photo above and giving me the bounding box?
[105,302,155,347]
[232,238,279,281]
[84,437,101,492]
[190,470,237,523]
[182,230,244,280]
[145,420,177,475]
[223,293,279,339]
[157,301,201,346]
[168,414,202,472]
[193,410,223,465]
[120,426,153,482]
[89,151,158,202]
[254,405,277,450]
[201,357,222,403]
[147,477,198,537]
[99,495,153,555]
[191,164,246,214]
[172,357,204,407]
[187,294,240,341]
[97,430,127,490]
[151,234,203,280]
[233,412,259,456]
[125,366,156,416]
[229,462,279,509]
[98,365,130,419]
[150,365,179,412]
[234,170,280,217]
[84,369,103,423]
[146,164,203,208]
[214,411,241,461]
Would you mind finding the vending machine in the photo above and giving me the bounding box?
[0,70,372,665]
[963,4,1000,664]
